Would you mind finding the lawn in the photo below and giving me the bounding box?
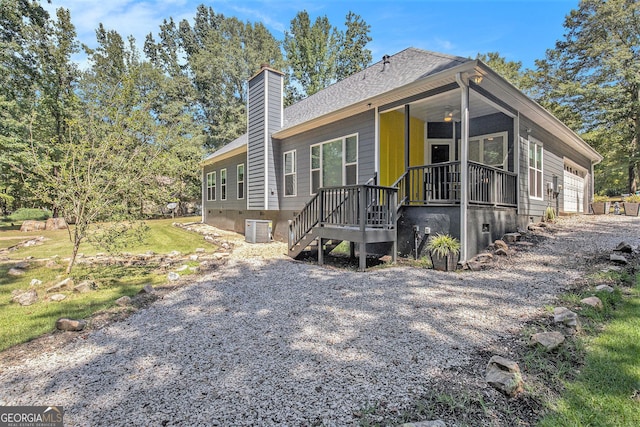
[0,216,215,352]
[539,275,640,427]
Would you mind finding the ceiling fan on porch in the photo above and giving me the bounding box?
[443,106,460,122]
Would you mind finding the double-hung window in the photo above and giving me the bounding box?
[528,139,543,199]
[284,150,296,197]
[220,168,227,201]
[237,164,244,200]
[310,134,358,194]
[468,132,508,169]
[206,171,216,201]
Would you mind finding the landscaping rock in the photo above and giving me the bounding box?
[195,248,206,253]
[139,284,155,294]
[7,268,25,276]
[167,272,180,281]
[115,296,131,306]
[176,264,189,272]
[502,233,521,243]
[55,318,86,332]
[485,355,524,397]
[614,241,633,253]
[495,248,510,257]
[580,296,603,310]
[14,261,29,269]
[45,217,68,230]
[529,331,565,351]
[50,293,67,302]
[45,260,58,268]
[213,253,231,260]
[221,242,231,250]
[595,284,614,293]
[47,277,74,293]
[465,260,484,271]
[74,280,96,293]
[189,254,199,261]
[30,279,43,286]
[401,421,446,427]
[553,307,578,327]
[610,253,628,264]
[19,220,46,232]
[11,289,38,306]
[168,250,181,257]
[204,235,215,243]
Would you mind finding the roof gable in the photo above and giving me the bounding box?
[282,48,470,130]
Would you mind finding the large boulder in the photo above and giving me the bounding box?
[11,289,38,306]
[19,220,46,232]
[55,318,86,331]
[614,241,633,253]
[485,355,524,397]
[7,267,25,276]
[45,217,68,230]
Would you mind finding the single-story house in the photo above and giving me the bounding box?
[201,47,602,269]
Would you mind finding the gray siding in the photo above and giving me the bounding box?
[276,110,376,212]
[247,69,283,210]
[518,115,592,219]
[202,152,247,223]
[247,72,266,210]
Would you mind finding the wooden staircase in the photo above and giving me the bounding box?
[287,183,398,270]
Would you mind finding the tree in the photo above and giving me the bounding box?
[336,12,372,81]
[476,52,530,91]
[284,11,339,101]
[533,0,640,194]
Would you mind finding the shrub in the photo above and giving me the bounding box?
[623,194,640,203]
[426,233,461,257]
[7,208,51,222]
[592,194,609,203]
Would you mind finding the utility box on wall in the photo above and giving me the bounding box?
[245,219,272,243]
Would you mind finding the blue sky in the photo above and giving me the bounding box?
[44,0,579,70]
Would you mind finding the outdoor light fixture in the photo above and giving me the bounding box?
[470,73,483,85]
[444,108,453,122]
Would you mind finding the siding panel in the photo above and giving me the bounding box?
[248,73,266,210]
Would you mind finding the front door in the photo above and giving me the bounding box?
[426,140,455,201]
[431,144,450,163]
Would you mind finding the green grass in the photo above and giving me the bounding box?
[538,276,640,427]
[0,216,215,352]
[0,217,205,258]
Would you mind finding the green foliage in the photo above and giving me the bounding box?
[543,206,557,222]
[425,233,460,257]
[539,277,640,427]
[6,208,50,221]
[533,0,640,194]
[592,194,609,202]
[624,193,640,203]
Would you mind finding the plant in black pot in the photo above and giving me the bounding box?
[426,233,460,272]
[623,193,640,216]
[590,194,610,215]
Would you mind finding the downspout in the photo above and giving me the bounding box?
[456,72,469,263]
[375,106,380,180]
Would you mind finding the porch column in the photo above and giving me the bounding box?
[457,73,469,263]
[405,104,411,200]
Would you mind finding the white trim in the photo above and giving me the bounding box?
[456,73,469,263]
[374,106,379,181]
[528,136,544,201]
[206,171,216,201]
[514,112,521,214]
[465,131,509,169]
[425,138,455,164]
[264,71,269,209]
[237,163,245,200]
[220,168,227,201]
[309,133,359,194]
[283,149,297,197]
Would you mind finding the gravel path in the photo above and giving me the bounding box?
[1,215,638,426]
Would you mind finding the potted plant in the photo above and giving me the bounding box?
[426,233,461,271]
[623,194,640,216]
[590,195,610,215]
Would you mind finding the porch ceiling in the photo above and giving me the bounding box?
[406,89,500,123]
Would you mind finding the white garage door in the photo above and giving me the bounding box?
[564,166,585,213]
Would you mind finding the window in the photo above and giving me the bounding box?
[220,168,227,200]
[284,150,296,196]
[310,134,358,194]
[237,164,244,200]
[528,139,543,199]
[206,171,216,201]
[468,132,508,169]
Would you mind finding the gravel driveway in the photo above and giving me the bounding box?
[1,215,638,426]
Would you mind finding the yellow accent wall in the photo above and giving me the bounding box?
[379,110,425,186]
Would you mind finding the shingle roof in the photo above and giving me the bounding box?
[282,47,470,130]
[204,47,470,161]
